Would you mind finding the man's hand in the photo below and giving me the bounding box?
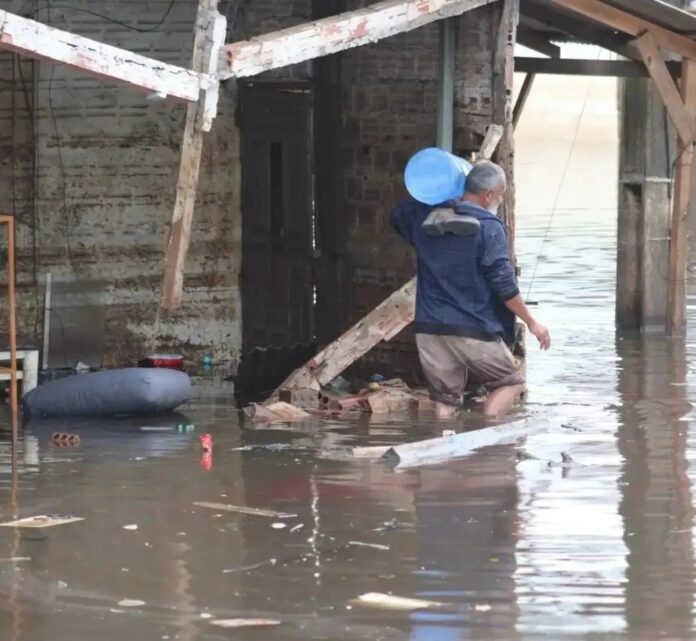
[529,321,551,350]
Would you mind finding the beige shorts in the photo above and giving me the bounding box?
[416,333,526,407]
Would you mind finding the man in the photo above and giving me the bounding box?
[392,160,550,418]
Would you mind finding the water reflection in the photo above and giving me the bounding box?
[616,335,695,637]
[409,447,520,641]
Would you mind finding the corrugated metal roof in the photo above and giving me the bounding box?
[603,0,696,34]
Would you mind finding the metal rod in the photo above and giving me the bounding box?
[6,216,18,442]
[436,18,455,151]
[42,272,51,370]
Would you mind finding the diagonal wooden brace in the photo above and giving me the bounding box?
[159,2,226,311]
[634,30,696,148]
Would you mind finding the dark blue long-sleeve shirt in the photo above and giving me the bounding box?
[392,199,518,344]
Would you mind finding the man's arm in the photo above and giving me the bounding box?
[481,223,551,350]
[503,294,550,350]
[391,202,416,245]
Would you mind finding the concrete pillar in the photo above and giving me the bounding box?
[617,78,675,332]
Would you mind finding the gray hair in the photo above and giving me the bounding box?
[465,160,506,195]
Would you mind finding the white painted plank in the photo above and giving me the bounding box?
[351,419,548,468]
[0,9,206,102]
[219,0,497,79]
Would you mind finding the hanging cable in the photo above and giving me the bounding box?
[525,51,599,299]
[45,0,178,33]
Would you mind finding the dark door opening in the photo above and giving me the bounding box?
[235,82,316,400]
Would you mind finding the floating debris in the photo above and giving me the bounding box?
[51,432,81,446]
[348,541,390,551]
[0,515,84,529]
[211,619,281,629]
[194,502,296,519]
[271,522,287,529]
[356,593,445,610]
[289,523,304,533]
[118,599,145,608]
[123,524,138,531]
[475,604,492,612]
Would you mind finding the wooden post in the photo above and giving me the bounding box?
[0,216,18,441]
[160,2,226,310]
[667,60,696,334]
[493,0,519,253]
[617,77,673,331]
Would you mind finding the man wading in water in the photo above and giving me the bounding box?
[392,160,551,419]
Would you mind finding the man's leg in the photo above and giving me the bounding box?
[482,383,526,417]
[415,334,467,419]
[461,338,526,418]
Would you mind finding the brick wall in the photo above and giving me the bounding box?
[0,0,503,379]
[0,0,240,367]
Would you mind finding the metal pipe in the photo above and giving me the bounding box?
[436,18,455,151]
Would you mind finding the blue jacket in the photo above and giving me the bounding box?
[391,199,518,345]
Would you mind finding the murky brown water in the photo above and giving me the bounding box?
[3,71,696,640]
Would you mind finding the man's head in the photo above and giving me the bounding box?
[461,160,506,214]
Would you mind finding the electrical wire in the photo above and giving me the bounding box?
[46,0,178,33]
[44,1,72,264]
[525,55,598,299]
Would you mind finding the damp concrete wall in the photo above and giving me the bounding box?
[0,0,241,368]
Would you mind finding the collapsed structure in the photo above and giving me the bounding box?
[0,0,695,386]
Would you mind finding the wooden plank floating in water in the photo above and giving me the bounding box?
[352,419,545,468]
[356,592,446,610]
[0,515,84,528]
[193,502,297,519]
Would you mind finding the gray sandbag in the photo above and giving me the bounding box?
[23,368,192,417]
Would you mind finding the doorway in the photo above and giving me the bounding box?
[236,81,316,399]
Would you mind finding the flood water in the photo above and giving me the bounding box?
[3,73,696,640]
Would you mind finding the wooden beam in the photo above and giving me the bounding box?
[0,9,206,102]
[160,2,226,310]
[352,419,543,468]
[513,73,535,129]
[634,31,695,147]
[667,59,696,334]
[515,56,680,78]
[521,5,638,61]
[270,125,505,400]
[550,0,696,61]
[218,0,497,79]
[517,24,560,58]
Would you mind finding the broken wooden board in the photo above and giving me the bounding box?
[366,388,416,413]
[219,0,497,79]
[245,401,313,422]
[193,502,297,519]
[271,278,417,396]
[159,2,227,310]
[0,9,206,102]
[0,515,84,528]
[352,419,546,468]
